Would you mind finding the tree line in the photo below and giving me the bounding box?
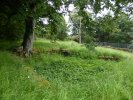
[0,0,133,55]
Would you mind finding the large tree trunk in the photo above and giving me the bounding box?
[22,16,35,56]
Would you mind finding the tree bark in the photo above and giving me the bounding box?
[22,16,35,56]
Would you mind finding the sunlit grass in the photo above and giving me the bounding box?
[34,39,86,51]
[0,39,133,100]
[96,46,132,58]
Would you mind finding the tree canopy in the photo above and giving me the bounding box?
[0,0,133,55]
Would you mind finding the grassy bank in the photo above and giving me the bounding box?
[0,39,133,100]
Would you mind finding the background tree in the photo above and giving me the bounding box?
[0,0,133,55]
[95,13,133,43]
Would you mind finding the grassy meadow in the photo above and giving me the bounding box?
[0,39,133,100]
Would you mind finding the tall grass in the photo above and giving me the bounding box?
[0,39,133,100]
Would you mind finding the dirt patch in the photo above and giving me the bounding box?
[98,55,121,61]
[33,48,72,57]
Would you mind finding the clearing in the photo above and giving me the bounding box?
[0,39,133,100]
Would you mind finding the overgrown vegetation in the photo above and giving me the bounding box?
[0,0,133,56]
[0,0,133,99]
[0,39,133,100]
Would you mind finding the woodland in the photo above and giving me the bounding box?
[0,0,133,100]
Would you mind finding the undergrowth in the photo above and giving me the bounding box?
[0,39,133,100]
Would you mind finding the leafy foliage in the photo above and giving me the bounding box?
[95,13,133,43]
[0,0,133,41]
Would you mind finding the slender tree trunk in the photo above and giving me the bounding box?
[22,16,35,56]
